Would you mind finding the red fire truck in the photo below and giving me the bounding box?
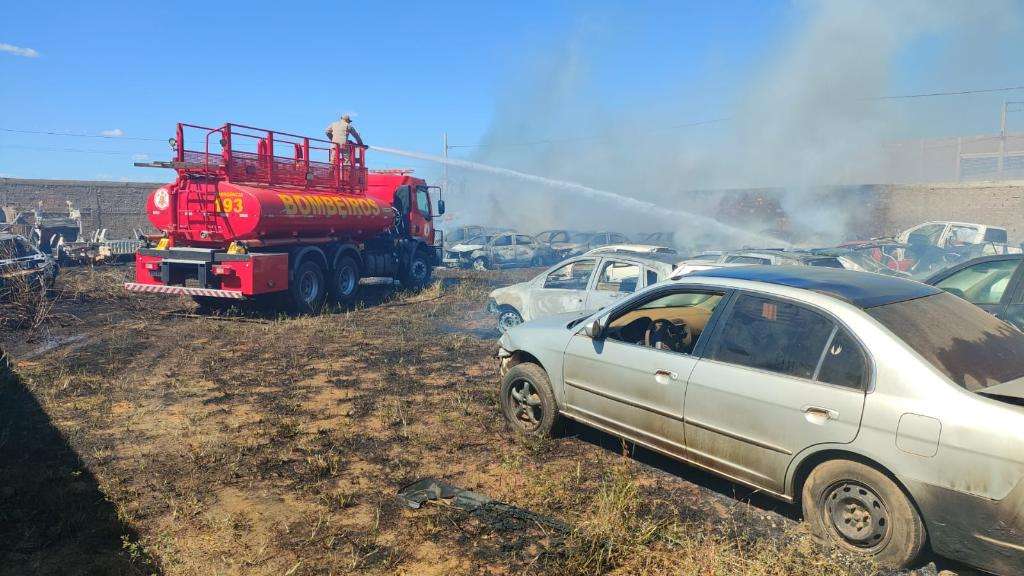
[126,122,444,311]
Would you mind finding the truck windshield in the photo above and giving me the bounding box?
[867,292,1024,391]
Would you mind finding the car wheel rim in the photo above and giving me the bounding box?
[822,481,890,550]
[337,266,356,295]
[508,379,542,431]
[473,259,486,270]
[299,271,320,303]
[498,311,522,332]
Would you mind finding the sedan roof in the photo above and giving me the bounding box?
[688,265,941,308]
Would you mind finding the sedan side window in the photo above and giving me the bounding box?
[935,259,1020,305]
[711,294,835,379]
[595,261,640,293]
[605,290,725,354]
[817,328,867,389]
[492,235,513,247]
[543,259,596,290]
[515,235,535,246]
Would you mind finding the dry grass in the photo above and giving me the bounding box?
[1,266,882,576]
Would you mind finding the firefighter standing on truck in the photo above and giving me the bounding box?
[326,114,363,146]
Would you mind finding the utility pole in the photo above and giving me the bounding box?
[442,132,449,199]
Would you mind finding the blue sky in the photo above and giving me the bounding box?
[1,1,1022,182]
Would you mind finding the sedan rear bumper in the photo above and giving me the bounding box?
[907,479,1024,576]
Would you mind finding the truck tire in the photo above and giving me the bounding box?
[499,363,562,437]
[329,255,361,305]
[400,250,432,289]
[288,259,328,313]
[802,459,925,569]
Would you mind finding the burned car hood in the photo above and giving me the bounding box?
[449,243,484,253]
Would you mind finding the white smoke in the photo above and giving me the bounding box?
[440,0,1022,248]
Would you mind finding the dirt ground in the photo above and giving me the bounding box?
[0,266,969,575]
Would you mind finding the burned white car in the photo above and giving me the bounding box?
[447,231,545,270]
[487,252,677,332]
[1,233,58,297]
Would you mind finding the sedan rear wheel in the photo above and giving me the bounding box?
[499,363,561,437]
[802,459,925,569]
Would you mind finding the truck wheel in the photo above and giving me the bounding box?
[400,250,432,289]
[288,260,327,312]
[802,459,925,569]
[499,363,562,437]
[329,255,361,305]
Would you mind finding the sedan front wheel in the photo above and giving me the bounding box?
[499,363,561,437]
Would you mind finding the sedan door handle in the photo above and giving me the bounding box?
[803,405,838,424]
[654,369,678,384]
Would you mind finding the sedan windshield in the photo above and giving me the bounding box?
[867,292,1024,391]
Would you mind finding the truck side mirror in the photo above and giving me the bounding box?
[437,200,446,216]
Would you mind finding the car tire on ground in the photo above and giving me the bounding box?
[288,259,328,313]
[802,459,925,569]
[496,307,524,333]
[499,363,562,437]
[472,257,489,271]
[400,250,433,289]
[329,255,361,305]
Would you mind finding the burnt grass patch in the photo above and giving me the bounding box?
[0,266,925,575]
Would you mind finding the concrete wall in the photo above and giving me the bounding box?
[877,181,1024,244]
[2,177,1022,246]
[0,178,161,239]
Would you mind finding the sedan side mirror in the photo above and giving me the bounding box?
[583,318,605,339]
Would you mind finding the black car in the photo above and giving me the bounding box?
[925,254,1024,331]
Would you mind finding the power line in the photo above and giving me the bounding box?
[864,84,1024,101]
[449,85,1024,149]
[0,128,165,142]
[0,144,154,156]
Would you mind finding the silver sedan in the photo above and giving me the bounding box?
[496,265,1024,574]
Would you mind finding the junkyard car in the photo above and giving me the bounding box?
[448,232,545,270]
[533,230,579,264]
[898,221,1020,255]
[926,253,1024,332]
[671,249,844,277]
[496,266,1024,574]
[488,253,676,332]
[555,231,632,258]
[0,232,58,296]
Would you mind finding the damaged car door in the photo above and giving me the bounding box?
[529,258,597,318]
[490,233,517,267]
[562,287,729,454]
[683,293,868,494]
[586,259,642,310]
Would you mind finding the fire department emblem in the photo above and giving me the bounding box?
[154,188,170,210]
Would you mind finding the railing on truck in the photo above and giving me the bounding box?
[170,123,368,195]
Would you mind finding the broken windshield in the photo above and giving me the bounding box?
[867,292,1024,391]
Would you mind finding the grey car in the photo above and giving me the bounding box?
[496,266,1024,574]
[487,253,677,332]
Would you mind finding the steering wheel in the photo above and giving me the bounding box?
[645,319,689,352]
